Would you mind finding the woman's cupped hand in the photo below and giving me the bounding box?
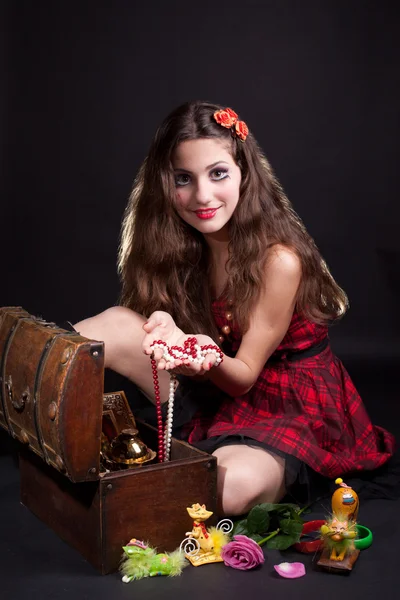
[142,311,220,376]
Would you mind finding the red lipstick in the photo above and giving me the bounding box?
[194,209,218,220]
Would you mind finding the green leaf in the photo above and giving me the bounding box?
[247,505,271,534]
[277,503,301,512]
[231,518,249,536]
[297,503,311,516]
[275,504,300,517]
[247,533,264,543]
[279,518,304,539]
[289,510,305,522]
[277,504,305,523]
[256,502,282,513]
[266,533,297,550]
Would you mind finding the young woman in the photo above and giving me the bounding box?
[75,101,395,516]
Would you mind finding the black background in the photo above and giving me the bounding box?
[1,2,399,598]
[2,0,399,363]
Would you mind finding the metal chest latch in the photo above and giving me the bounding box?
[5,375,29,412]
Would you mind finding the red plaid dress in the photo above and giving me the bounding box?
[185,299,395,477]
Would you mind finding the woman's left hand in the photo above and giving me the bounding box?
[154,333,221,376]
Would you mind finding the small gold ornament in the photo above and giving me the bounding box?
[108,429,156,467]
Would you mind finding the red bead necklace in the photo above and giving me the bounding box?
[150,337,224,462]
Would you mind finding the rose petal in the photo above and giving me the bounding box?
[274,562,306,579]
[225,107,238,120]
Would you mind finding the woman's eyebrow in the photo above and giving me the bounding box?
[173,161,229,173]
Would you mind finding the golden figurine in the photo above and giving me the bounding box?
[181,503,230,566]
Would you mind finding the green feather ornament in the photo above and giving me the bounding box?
[120,539,187,582]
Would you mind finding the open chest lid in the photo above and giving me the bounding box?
[0,306,106,483]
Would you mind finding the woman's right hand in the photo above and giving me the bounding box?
[142,311,184,360]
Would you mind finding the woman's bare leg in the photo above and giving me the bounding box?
[213,445,286,516]
[74,306,171,402]
[75,308,285,515]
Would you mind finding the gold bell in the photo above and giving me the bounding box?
[110,428,155,466]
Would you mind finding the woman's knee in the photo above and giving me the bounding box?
[75,306,143,340]
[74,306,145,368]
[74,306,170,399]
[214,447,286,516]
[219,470,258,516]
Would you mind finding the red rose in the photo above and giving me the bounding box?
[235,120,249,141]
[214,108,238,128]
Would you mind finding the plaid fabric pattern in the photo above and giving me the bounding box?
[185,302,395,477]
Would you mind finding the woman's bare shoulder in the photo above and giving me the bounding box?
[266,244,302,278]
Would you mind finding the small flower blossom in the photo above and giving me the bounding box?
[235,120,249,141]
[213,108,238,128]
[213,107,249,141]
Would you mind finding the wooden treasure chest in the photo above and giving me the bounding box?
[0,306,217,574]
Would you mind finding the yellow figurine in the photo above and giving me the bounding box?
[318,478,360,571]
[320,517,357,562]
[331,477,359,522]
[182,503,230,566]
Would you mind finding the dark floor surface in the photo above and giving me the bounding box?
[1,362,399,600]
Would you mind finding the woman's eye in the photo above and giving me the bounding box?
[210,168,228,181]
[175,173,191,186]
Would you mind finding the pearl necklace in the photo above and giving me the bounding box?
[150,337,224,462]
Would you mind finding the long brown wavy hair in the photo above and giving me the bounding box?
[118,100,348,339]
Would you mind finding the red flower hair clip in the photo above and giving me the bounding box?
[213,107,249,142]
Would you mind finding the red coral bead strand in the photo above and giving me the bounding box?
[151,357,165,462]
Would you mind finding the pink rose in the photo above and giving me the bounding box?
[221,535,265,570]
